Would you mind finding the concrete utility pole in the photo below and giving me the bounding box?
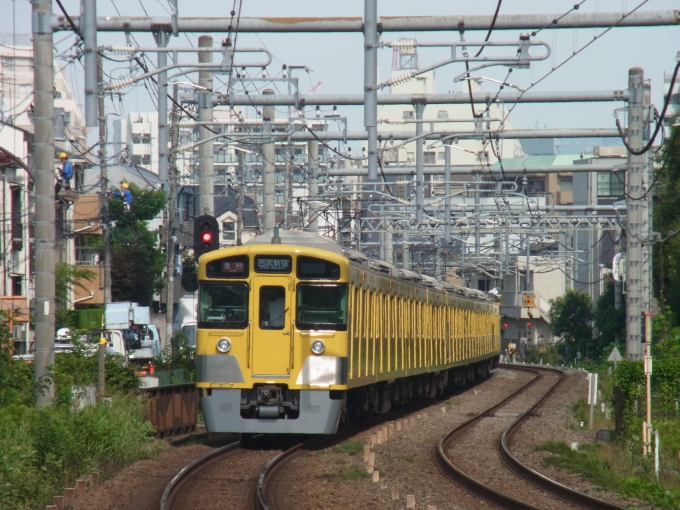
[262,89,276,233]
[364,0,378,180]
[414,102,425,224]
[99,55,112,305]
[33,0,56,406]
[625,67,645,360]
[284,145,293,229]
[165,84,180,349]
[82,0,98,127]
[236,147,244,245]
[155,29,170,188]
[198,35,214,215]
[307,137,319,233]
[444,145,451,242]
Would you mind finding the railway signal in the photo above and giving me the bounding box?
[193,214,220,261]
[501,317,509,337]
[527,311,533,340]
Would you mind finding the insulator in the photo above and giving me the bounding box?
[386,71,416,87]
[107,77,136,90]
[109,45,138,54]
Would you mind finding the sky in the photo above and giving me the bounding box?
[1,0,678,133]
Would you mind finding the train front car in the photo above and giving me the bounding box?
[196,236,350,435]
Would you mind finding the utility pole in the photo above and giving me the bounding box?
[414,102,425,225]
[236,147,244,245]
[165,84,179,349]
[444,145,451,242]
[32,0,56,406]
[198,35,214,215]
[155,29,170,188]
[99,54,112,305]
[307,137,319,233]
[283,144,292,230]
[262,89,276,233]
[364,0,378,181]
[625,68,645,360]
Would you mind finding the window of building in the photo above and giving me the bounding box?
[527,180,546,193]
[437,151,445,161]
[402,110,414,120]
[11,276,22,296]
[142,155,151,165]
[222,221,235,241]
[477,279,491,292]
[558,177,573,192]
[597,172,624,197]
[10,186,22,251]
[131,155,142,166]
[63,111,71,126]
[423,152,436,164]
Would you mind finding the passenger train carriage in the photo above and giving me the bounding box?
[194,231,501,435]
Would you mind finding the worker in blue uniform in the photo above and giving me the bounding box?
[112,182,133,212]
[55,151,73,194]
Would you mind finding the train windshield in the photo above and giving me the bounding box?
[198,283,249,329]
[296,284,348,331]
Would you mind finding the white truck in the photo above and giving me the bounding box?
[105,302,161,375]
[172,294,197,347]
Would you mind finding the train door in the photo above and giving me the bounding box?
[252,277,292,376]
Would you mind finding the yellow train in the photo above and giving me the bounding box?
[194,231,501,434]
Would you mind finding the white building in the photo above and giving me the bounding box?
[0,36,88,353]
[112,112,159,174]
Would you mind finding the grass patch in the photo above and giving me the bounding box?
[399,455,415,463]
[0,395,159,510]
[536,441,680,509]
[332,440,364,456]
[342,468,370,481]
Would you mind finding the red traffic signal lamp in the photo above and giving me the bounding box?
[193,214,220,261]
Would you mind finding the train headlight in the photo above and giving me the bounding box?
[216,338,232,353]
[310,339,325,355]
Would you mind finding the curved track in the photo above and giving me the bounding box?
[436,365,625,510]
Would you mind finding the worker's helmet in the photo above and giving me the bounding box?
[121,182,129,189]
[58,151,67,159]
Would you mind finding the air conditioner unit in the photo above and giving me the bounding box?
[13,325,24,340]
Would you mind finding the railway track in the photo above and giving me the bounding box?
[160,366,626,510]
[436,365,626,510]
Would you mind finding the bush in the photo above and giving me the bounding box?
[154,331,196,382]
[0,396,159,510]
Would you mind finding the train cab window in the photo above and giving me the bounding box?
[297,256,340,280]
[198,283,249,329]
[259,286,286,329]
[296,284,348,331]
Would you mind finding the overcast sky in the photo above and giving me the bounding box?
[2,0,677,132]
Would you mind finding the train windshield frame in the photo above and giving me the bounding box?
[198,282,249,329]
[295,284,348,331]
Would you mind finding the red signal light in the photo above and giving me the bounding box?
[527,321,533,327]
[502,322,509,328]
[202,232,212,243]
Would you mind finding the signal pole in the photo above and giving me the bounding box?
[198,36,214,215]
[263,89,276,233]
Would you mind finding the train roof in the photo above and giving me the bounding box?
[244,230,496,304]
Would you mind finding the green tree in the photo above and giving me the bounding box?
[108,183,167,305]
[548,290,594,361]
[55,262,96,307]
[653,124,680,322]
[593,281,625,359]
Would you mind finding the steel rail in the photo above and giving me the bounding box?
[436,366,545,509]
[437,365,626,509]
[500,369,627,510]
[160,441,241,510]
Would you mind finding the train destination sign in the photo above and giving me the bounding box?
[255,255,292,274]
[206,255,249,278]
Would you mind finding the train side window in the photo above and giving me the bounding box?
[260,286,286,329]
[297,256,340,280]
